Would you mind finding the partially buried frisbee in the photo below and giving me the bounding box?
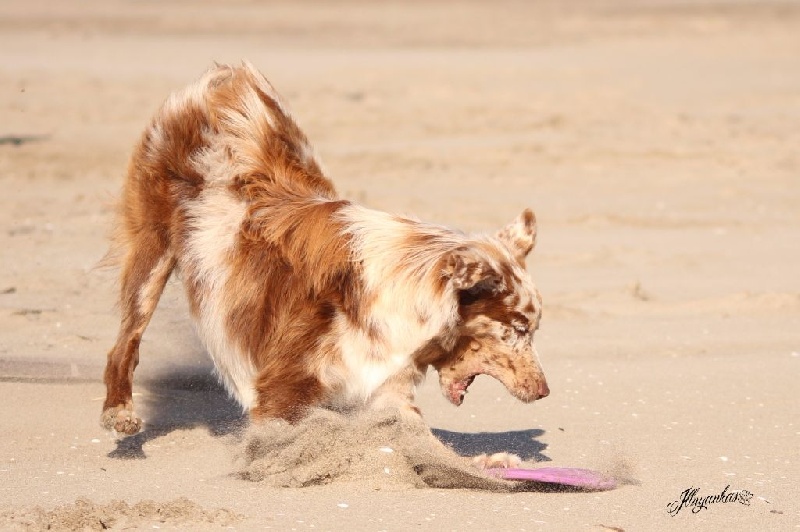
[486,467,616,490]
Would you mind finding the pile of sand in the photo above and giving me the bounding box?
[0,497,241,531]
[237,408,525,491]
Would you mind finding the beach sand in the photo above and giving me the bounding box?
[1,1,798,529]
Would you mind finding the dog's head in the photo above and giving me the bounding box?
[435,209,549,407]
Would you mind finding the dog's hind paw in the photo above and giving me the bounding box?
[472,452,522,470]
[101,404,142,435]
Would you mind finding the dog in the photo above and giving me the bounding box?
[101,62,549,457]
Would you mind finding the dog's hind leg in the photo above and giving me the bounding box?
[101,229,175,435]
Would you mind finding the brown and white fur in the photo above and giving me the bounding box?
[101,62,549,456]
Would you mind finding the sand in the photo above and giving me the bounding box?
[1,0,798,530]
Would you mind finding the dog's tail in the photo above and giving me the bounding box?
[99,61,337,272]
[208,61,337,200]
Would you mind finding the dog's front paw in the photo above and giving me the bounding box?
[101,404,142,435]
[472,452,522,470]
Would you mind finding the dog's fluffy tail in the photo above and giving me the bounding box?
[208,61,337,200]
[99,61,338,272]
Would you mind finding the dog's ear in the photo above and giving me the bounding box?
[496,208,537,263]
[443,247,503,294]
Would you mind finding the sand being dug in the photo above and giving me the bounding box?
[1,497,241,531]
[238,408,529,491]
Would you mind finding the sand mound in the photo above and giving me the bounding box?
[1,497,241,531]
[237,408,519,491]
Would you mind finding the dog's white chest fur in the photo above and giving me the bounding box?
[340,347,409,402]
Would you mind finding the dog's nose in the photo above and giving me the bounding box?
[537,379,550,399]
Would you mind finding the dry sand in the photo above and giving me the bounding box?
[1,0,799,530]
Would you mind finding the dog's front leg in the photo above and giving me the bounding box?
[250,366,327,424]
[471,452,522,469]
[366,365,425,418]
[369,367,522,470]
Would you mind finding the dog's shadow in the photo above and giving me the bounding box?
[109,368,550,464]
[108,369,246,459]
[432,427,550,463]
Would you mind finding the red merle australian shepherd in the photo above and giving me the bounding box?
[101,62,549,465]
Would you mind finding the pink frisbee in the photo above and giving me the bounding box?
[486,467,616,491]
